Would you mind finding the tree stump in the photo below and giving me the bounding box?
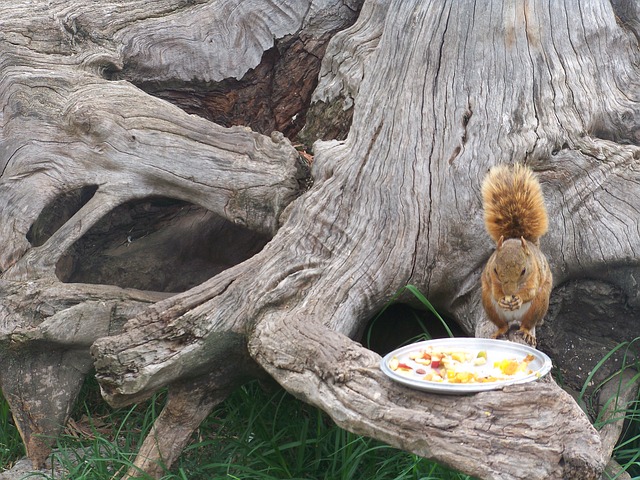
[2,1,640,479]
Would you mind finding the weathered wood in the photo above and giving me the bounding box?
[250,319,604,480]
[0,77,305,275]
[0,0,322,274]
[140,2,363,138]
[0,279,169,467]
[298,0,388,143]
[0,0,329,470]
[92,1,640,478]
[0,52,305,464]
[2,0,639,479]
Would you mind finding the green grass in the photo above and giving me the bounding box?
[0,379,475,480]
[578,338,640,479]
[365,284,455,348]
[173,381,474,480]
[0,391,24,469]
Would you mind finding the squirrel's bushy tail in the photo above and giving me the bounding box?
[481,163,548,243]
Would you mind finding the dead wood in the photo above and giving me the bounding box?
[2,0,640,479]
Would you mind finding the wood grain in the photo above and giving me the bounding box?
[2,0,639,478]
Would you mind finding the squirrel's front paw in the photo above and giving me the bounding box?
[498,295,523,311]
[515,328,536,347]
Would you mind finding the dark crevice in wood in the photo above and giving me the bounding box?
[27,185,99,248]
[118,37,330,140]
[590,118,640,147]
[105,6,363,143]
[296,97,354,150]
[539,277,639,398]
[57,197,271,293]
[363,303,464,357]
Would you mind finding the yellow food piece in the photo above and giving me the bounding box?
[389,357,399,371]
[423,373,444,382]
[451,352,466,362]
[494,359,519,375]
[445,370,476,383]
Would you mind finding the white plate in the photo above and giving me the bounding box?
[380,337,552,394]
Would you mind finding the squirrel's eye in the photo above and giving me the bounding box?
[520,268,526,276]
[494,267,498,275]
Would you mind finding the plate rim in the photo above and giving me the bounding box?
[379,337,552,394]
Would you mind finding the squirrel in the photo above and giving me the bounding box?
[480,163,552,346]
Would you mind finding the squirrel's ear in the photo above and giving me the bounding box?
[520,236,529,253]
[497,235,504,248]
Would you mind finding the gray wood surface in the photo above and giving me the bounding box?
[2,0,639,479]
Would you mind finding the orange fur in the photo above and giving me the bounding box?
[482,163,548,244]
[480,164,552,346]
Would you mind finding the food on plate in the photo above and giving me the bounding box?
[387,346,536,384]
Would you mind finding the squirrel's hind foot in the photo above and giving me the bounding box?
[515,328,537,347]
[491,326,509,340]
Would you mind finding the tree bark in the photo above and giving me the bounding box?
[0,0,326,469]
[2,0,640,479]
